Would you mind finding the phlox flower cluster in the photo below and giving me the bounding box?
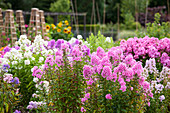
[81,46,153,112]
[142,58,170,103]
[27,101,46,110]
[120,36,170,67]
[3,73,19,84]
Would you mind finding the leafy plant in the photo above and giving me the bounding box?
[136,13,170,39]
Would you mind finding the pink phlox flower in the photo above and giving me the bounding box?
[85,93,90,99]
[112,72,117,82]
[132,62,143,77]
[117,63,127,73]
[32,66,38,77]
[81,107,86,112]
[96,47,106,59]
[105,94,112,99]
[83,65,93,79]
[3,74,13,83]
[125,68,134,81]
[86,78,94,85]
[55,56,63,67]
[101,56,112,68]
[96,64,103,74]
[71,45,83,61]
[91,53,101,66]
[138,76,145,85]
[101,66,112,78]
[119,85,126,92]
[45,55,54,66]
[61,43,70,52]
[55,49,63,56]
[143,81,150,91]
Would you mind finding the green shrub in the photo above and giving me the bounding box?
[136,13,170,39]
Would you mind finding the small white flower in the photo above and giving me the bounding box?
[33,77,39,83]
[77,35,83,40]
[11,61,18,65]
[159,95,165,102]
[105,37,111,43]
[31,57,35,61]
[24,59,30,65]
[39,57,44,63]
[20,35,27,40]
[43,81,49,88]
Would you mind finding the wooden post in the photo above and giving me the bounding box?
[135,0,138,31]
[0,8,4,47]
[4,10,17,47]
[28,8,41,39]
[84,14,86,40]
[103,0,106,33]
[39,10,46,38]
[16,10,26,35]
[117,4,120,39]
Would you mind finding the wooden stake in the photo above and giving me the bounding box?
[28,8,41,39]
[0,8,4,47]
[4,10,17,47]
[16,10,26,35]
[39,10,46,38]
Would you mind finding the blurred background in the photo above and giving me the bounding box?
[0,0,169,40]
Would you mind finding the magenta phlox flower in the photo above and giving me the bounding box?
[105,94,112,99]
[55,56,63,67]
[142,81,150,91]
[138,76,145,85]
[112,72,117,82]
[119,85,126,92]
[96,47,106,59]
[55,49,63,56]
[81,107,86,112]
[55,39,64,48]
[91,53,101,66]
[160,52,170,67]
[117,63,127,75]
[83,65,93,79]
[96,64,103,74]
[45,55,54,66]
[101,56,112,68]
[132,62,143,77]
[47,39,55,49]
[81,45,90,56]
[86,78,94,85]
[101,66,112,78]
[61,43,70,52]
[71,45,83,61]
[85,93,90,99]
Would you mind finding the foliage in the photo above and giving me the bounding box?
[120,0,149,19]
[0,0,11,9]
[121,13,141,30]
[46,16,54,24]
[86,31,115,52]
[50,0,70,12]
[46,20,74,41]
[0,65,20,112]
[137,13,170,39]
